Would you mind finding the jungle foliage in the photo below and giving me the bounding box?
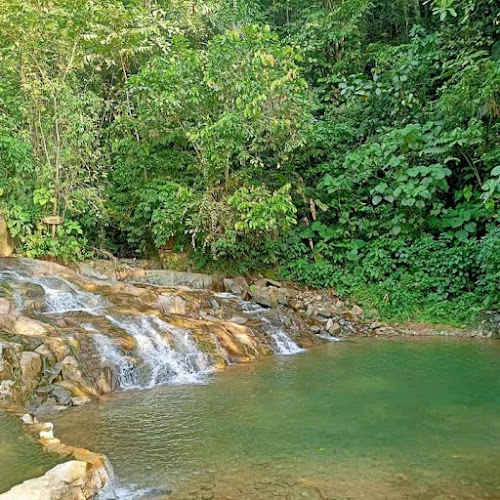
[0,0,498,325]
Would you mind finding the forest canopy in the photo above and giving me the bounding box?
[0,0,499,325]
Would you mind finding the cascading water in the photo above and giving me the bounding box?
[2,267,214,390]
[268,328,305,355]
[237,299,304,355]
[33,276,106,313]
[2,265,306,397]
[96,456,158,500]
[86,328,138,390]
[106,315,213,388]
[0,270,105,313]
[259,317,304,356]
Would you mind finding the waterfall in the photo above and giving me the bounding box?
[0,270,106,313]
[238,300,267,314]
[97,458,156,500]
[259,317,304,355]
[87,329,138,390]
[268,328,305,355]
[236,299,304,355]
[106,315,213,388]
[34,276,106,313]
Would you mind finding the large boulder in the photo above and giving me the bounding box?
[0,460,108,500]
[250,286,278,308]
[20,351,42,393]
[135,269,214,289]
[223,277,249,296]
[0,213,14,257]
[0,315,49,337]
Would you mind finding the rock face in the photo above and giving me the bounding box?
[0,213,14,257]
[135,269,216,289]
[20,351,42,392]
[78,259,220,290]
[157,292,187,315]
[223,277,249,296]
[0,460,107,500]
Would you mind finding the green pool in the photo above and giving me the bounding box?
[49,338,500,499]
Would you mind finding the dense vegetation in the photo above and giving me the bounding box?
[0,0,499,325]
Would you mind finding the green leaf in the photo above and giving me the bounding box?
[314,199,329,212]
[464,222,477,233]
[372,195,382,205]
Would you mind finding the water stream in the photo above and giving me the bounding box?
[104,315,213,388]
[1,269,301,390]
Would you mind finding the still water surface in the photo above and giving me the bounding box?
[47,339,500,498]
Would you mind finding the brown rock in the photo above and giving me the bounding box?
[0,298,13,315]
[223,276,249,296]
[157,293,187,315]
[0,315,48,337]
[351,304,364,319]
[20,351,42,392]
